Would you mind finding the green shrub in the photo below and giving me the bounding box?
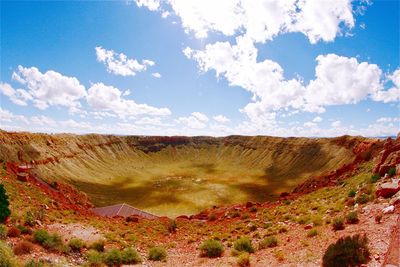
[332,217,345,231]
[388,167,396,177]
[348,190,356,197]
[167,220,177,233]
[24,260,48,267]
[148,246,167,261]
[237,252,250,267]
[23,211,35,227]
[370,174,380,183]
[199,239,224,258]
[233,237,254,253]
[0,185,11,224]
[68,238,85,252]
[307,229,318,237]
[355,194,369,204]
[85,250,104,267]
[91,240,105,252]
[0,225,6,240]
[33,229,64,252]
[16,225,31,235]
[322,234,370,267]
[0,241,17,267]
[259,236,278,249]
[103,249,122,266]
[121,247,141,264]
[346,212,359,224]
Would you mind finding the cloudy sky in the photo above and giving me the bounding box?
[1,0,399,137]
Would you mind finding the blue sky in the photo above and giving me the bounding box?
[0,0,399,136]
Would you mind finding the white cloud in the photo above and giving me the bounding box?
[312,116,322,123]
[95,46,155,76]
[372,69,400,103]
[11,65,86,110]
[213,115,230,123]
[304,54,382,111]
[331,120,342,128]
[152,72,162,78]
[87,83,171,118]
[135,0,160,11]
[176,112,208,129]
[0,82,32,106]
[137,0,355,43]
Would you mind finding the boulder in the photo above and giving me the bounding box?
[389,191,400,206]
[126,215,139,223]
[376,179,400,198]
[304,224,313,230]
[382,205,395,214]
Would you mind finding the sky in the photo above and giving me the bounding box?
[0,0,399,137]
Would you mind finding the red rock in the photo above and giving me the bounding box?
[304,224,313,230]
[245,202,254,208]
[126,215,139,223]
[376,179,400,198]
[176,215,190,220]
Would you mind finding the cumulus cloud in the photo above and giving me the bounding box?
[152,72,162,78]
[86,83,171,118]
[213,115,230,123]
[176,112,209,129]
[10,65,86,110]
[372,69,400,103]
[95,46,155,76]
[136,0,355,43]
[0,82,32,106]
[312,116,323,123]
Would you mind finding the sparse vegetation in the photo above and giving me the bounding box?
[322,234,370,267]
[199,239,224,258]
[85,250,104,267]
[346,211,359,224]
[0,241,17,267]
[7,227,21,238]
[68,238,85,252]
[148,246,167,261]
[370,174,380,183]
[167,219,177,233]
[121,247,142,264]
[348,189,356,197]
[332,217,345,231]
[387,167,396,177]
[307,229,318,237]
[90,240,105,252]
[259,236,278,249]
[33,229,65,252]
[234,237,254,253]
[237,252,250,266]
[103,249,122,266]
[0,225,6,240]
[355,194,369,204]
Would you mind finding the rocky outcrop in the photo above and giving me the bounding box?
[374,136,400,176]
[376,179,400,198]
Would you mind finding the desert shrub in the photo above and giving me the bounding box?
[263,222,273,229]
[68,238,85,252]
[370,174,380,183]
[248,224,257,232]
[167,220,177,233]
[375,213,383,224]
[322,234,370,267]
[148,246,167,261]
[121,247,141,264]
[24,212,35,227]
[103,249,122,266]
[199,239,224,258]
[348,190,356,197]
[228,210,240,218]
[0,241,17,267]
[355,194,369,204]
[332,217,345,231]
[85,250,104,267]
[7,227,20,238]
[346,212,359,224]
[234,237,254,253]
[388,167,396,177]
[24,260,49,267]
[307,229,318,237]
[0,225,6,240]
[241,213,250,220]
[278,226,288,233]
[16,225,31,235]
[13,240,34,255]
[208,213,217,221]
[249,206,257,213]
[0,185,11,224]
[33,229,64,251]
[259,236,278,249]
[237,252,250,267]
[91,240,105,252]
